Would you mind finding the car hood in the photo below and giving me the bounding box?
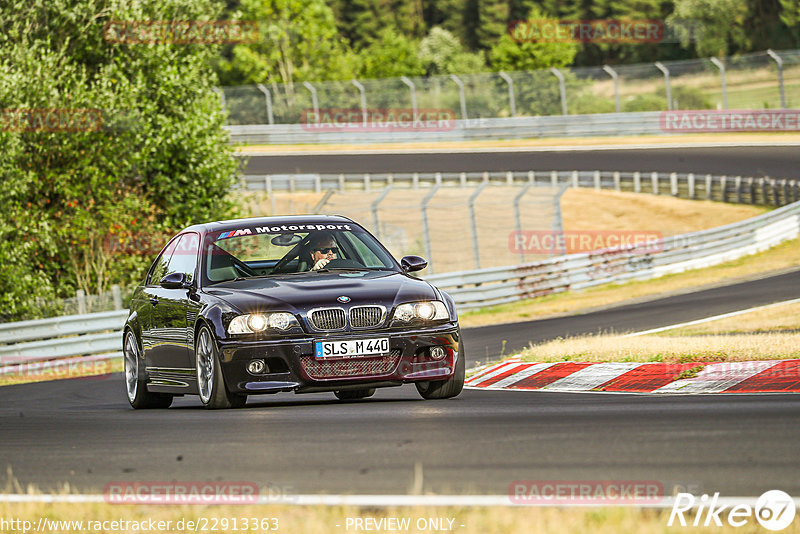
[203,271,439,314]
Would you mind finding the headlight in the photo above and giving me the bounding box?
[228,312,299,334]
[392,301,449,323]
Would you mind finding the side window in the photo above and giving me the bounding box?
[148,238,178,286]
[165,233,200,284]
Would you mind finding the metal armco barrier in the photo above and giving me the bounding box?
[227,112,666,144]
[1,200,798,365]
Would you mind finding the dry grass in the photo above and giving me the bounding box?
[459,235,800,328]
[1,500,792,534]
[561,189,766,235]
[666,301,800,336]
[234,132,800,153]
[518,332,800,364]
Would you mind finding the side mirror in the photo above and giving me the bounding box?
[400,255,428,273]
[160,272,189,289]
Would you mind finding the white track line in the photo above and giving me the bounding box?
[623,297,800,337]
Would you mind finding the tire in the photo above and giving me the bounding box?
[195,325,247,409]
[415,340,465,400]
[124,330,173,409]
[334,388,376,400]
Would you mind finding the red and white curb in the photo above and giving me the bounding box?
[466,357,800,394]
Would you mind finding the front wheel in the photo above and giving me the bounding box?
[124,330,173,409]
[195,326,247,409]
[415,341,465,400]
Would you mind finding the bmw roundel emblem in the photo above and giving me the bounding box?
[337,296,351,303]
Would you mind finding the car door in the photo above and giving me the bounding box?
[141,237,178,367]
[145,232,200,372]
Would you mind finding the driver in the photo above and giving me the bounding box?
[307,232,338,271]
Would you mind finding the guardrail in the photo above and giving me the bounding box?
[426,200,800,309]
[2,199,798,366]
[227,112,668,144]
[0,310,126,368]
[241,170,800,206]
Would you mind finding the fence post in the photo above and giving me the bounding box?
[506,171,514,185]
[767,49,786,109]
[514,183,534,264]
[528,170,535,184]
[420,184,441,274]
[450,74,468,121]
[602,65,621,113]
[312,190,334,214]
[613,171,621,191]
[572,170,579,188]
[351,79,368,127]
[112,285,122,311]
[371,186,392,239]
[314,174,321,193]
[706,174,713,200]
[459,172,467,187]
[400,76,419,122]
[302,82,319,122]
[338,173,345,191]
[594,170,601,190]
[498,71,516,117]
[435,172,442,186]
[709,57,728,109]
[412,172,419,189]
[670,172,678,196]
[654,62,672,110]
[736,176,743,203]
[364,173,371,192]
[651,172,659,195]
[550,68,568,115]
[552,184,569,256]
[551,170,558,186]
[720,175,727,203]
[77,290,87,315]
[256,84,275,124]
[469,182,489,269]
[634,171,641,193]
[687,173,695,199]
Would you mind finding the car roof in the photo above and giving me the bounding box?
[179,215,357,235]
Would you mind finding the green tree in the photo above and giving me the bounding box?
[488,7,578,71]
[0,0,239,320]
[419,26,486,74]
[667,0,749,57]
[356,28,426,79]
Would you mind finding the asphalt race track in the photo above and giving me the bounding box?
[242,145,800,178]
[2,270,799,497]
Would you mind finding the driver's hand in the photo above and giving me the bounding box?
[312,258,330,271]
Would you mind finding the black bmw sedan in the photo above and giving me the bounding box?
[123,215,464,409]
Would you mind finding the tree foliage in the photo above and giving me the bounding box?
[0,0,238,320]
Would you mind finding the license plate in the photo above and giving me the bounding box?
[315,338,390,359]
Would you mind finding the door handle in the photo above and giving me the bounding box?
[150,297,159,306]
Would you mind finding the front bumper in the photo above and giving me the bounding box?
[217,324,460,394]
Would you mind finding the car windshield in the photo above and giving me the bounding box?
[204,221,399,283]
